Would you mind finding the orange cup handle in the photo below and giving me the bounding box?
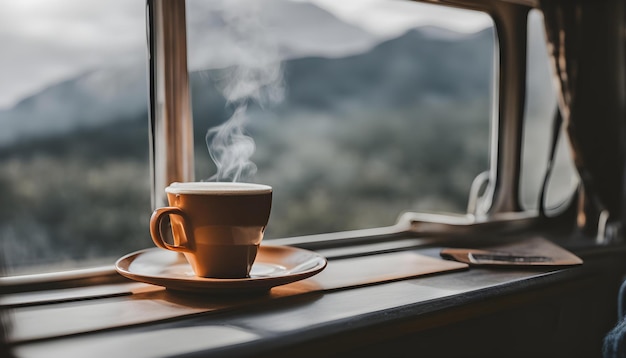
[149,207,192,253]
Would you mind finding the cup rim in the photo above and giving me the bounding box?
[165,181,272,195]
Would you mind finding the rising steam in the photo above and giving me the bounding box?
[206,105,256,182]
[206,0,284,182]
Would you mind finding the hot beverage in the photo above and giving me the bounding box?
[150,182,272,278]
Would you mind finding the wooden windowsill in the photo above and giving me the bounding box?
[3,236,625,358]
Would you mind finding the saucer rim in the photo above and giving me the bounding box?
[114,245,327,292]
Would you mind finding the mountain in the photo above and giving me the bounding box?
[0,63,147,146]
[0,0,381,147]
[280,27,494,111]
[185,25,495,146]
[0,20,552,148]
[186,0,381,71]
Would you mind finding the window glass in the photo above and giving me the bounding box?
[0,0,149,274]
[187,0,495,238]
[520,10,578,212]
[1,0,494,274]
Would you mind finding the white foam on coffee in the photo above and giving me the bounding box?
[165,182,272,195]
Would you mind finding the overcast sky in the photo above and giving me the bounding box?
[308,0,490,36]
[0,0,145,109]
[0,0,490,109]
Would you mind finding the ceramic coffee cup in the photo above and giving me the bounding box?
[149,182,272,278]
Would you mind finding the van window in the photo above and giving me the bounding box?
[1,0,494,274]
[188,0,495,238]
[520,9,578,213]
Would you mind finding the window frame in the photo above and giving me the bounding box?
[148,0,545,229]
[1,0,569,290]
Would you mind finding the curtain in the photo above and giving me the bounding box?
[539,0,625,234]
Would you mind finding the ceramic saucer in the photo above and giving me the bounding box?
[115,245,327,293]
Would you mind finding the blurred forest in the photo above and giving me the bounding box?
[1,26,500,273]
